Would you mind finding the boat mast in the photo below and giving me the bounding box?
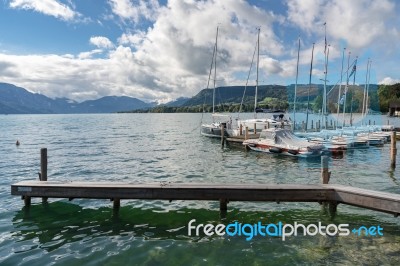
[349,57,358,126]
[305,43,315,132]
[254,27,260,118]
[342,51,351,127]
[336,48,346,128]
[293,36,300,131]
[322,45,330,129]
[362,59,370,122]
[366,60,372,118]
[322,23,328,129]
[213,26,219,114]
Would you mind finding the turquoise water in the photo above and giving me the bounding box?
[0,113,399,265]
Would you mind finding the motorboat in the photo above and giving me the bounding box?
[243,128,324,157]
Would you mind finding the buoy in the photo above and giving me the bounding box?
[16,140,20,146]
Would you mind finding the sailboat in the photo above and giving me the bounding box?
[235,28,291,134]
[200,27,232,138]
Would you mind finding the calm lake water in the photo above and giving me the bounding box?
[0,113,399,265]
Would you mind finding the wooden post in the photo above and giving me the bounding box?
[311,120,314,130]
[302,121,305,131]
[40,148,47,181]
[24,196,31,207]
[321,156,330,184]
[219,198,228,212]
[239,124,243,136]
[221,124,225,148]
[330,119,333,127]
[321,156,335,218]
[40,148,48,203]
[391,131,397,168]
[267,122,270,129]
[113,198,120,210]
[254,123,257,133]
[245,127,249,140]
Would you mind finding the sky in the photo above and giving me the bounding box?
[0,0,399,103]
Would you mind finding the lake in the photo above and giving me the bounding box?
[0,113,399,265]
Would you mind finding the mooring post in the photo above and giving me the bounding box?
[254,123,257,134]
[311,120,314,130]
[40,148,47,181]
[40,148,48,203]
[245,126,249,140]
[391,131,397,168]
[239,124,243,136]
[221,124,225,148]
[321,156,330,184]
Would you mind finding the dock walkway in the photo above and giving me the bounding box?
[11,181,400,216]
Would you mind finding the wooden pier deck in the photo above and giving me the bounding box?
[11,181,400,216]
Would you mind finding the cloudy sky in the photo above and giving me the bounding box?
[0,0,399,103]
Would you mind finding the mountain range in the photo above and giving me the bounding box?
[0,83,156,114]
[0,82,379,114]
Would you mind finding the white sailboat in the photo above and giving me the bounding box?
[236,28,291,134]
[200,26,232,138]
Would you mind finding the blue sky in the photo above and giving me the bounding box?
[0,0,399,103]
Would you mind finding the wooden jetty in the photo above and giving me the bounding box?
[10,149,400,217]
[11,181,400,217]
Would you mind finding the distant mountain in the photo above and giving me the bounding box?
[74,96,151,113]
[165,97,190,107]
[183,85,289,106]
[0,83,152,114]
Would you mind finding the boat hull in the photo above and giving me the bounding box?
[200,124,228,138]
[246,143,322,158]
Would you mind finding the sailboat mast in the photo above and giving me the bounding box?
[305,43,315,132]
[342,51,351,127]
[254,28,260,118]
[349,57,358,126]
[322,23,327,128]
[293,37,300,131]
[213,26,219,114]
[366,61,372,117]
[322,45,330,128]
[362,59,370,121]
[336,48,346,128]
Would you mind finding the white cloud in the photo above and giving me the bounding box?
[9,0,79,21]
[108,0,160,23]
[286,0,396,49]
[78,49,103,59]
[89,36,114,49]
[379,77,400,85]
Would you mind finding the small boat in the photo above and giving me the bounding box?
[243,128,324,157]
[201,114,232,138]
